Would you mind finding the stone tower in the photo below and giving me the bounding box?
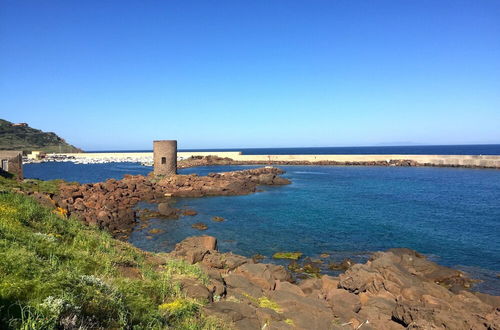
[153,140,177,176]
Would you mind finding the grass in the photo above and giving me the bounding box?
[0,176,72,195]
[0,190,227,329]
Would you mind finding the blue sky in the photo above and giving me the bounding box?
[1,0,499,150]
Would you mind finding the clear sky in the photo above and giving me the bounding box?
[1,0,499,150]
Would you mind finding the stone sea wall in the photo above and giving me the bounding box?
[229,154,500,168]
[30,152,500,168]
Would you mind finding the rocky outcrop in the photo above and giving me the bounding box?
[24,167,290,238]
[156,167,290,198]
[168,236,500,330]
[337,249,499,329]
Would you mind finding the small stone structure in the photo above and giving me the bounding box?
[153,140,177,176]
[0,150,23,179]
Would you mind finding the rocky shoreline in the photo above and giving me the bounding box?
[162,235,500,329]
[19,165,500,328]
[24,167,290,239]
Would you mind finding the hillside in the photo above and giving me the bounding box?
[0,177,225,329]
[0,119,82,153]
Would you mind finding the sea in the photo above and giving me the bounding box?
[89,144,500,155]
[23,145,500,295]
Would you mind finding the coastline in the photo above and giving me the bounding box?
[6,165,500,328]
[165,235,500,329]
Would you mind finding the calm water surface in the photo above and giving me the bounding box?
[24,163,500,294]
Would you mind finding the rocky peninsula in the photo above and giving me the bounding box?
[24,167,290,239]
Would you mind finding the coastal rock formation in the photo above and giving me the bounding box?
[168,236,500,330]
[156,167,290,198]
[25,167,290,238]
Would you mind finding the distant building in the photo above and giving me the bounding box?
[27,151,44,160]
[11,123,28,127]
[0,150,23,179]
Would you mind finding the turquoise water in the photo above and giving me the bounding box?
[130,165,500,294]
[24,163,500,294]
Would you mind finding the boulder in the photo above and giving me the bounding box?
[157,202,177,217]
[234,263,276,290]
[180,278,212,302]
[203,301,257,323]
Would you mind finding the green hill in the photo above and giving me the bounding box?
[0,119,82,153]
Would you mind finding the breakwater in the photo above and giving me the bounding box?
[38,152,500,168]
[230,154,500,168]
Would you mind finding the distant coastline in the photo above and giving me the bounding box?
[86,144,500,155]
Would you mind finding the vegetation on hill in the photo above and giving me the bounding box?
[0,119,82,153]
[0,178,227,329]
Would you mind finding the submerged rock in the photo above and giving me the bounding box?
[192,222,208,231]
[328,258,354,271]
[252,254,265,262]
[302,261,321,276]
[148,228,163,235]
[157,202,178,217]
[272,252,303,260]
[182,209,198,216]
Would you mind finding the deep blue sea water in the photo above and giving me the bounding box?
[89,144,500,155]
[24,162,500,294]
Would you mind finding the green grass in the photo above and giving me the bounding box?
[0,176,71,195]
[0,191,227,329]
